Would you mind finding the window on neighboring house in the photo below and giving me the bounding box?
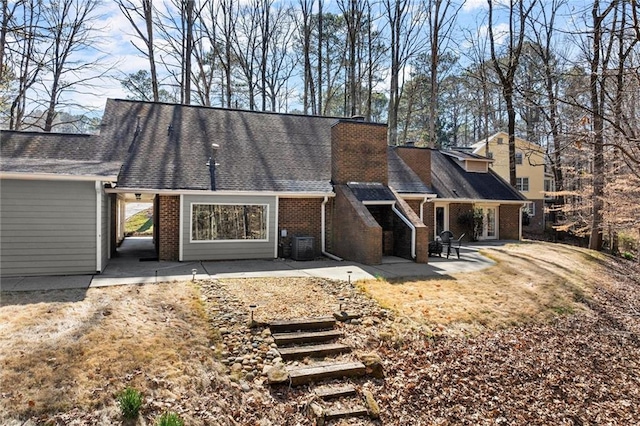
[191,204,268,241]
[525,201,535,216]
[515,152,523,165]
[516,177,530,192]
[497,137,504,144]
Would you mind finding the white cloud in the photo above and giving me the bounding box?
[463,0,487,12]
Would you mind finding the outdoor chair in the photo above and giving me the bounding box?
[440,231,465,259]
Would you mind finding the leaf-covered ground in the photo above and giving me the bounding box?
[372,255,640,425]
[0,243,638,425]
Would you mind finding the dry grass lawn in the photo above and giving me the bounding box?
[0,282,219,422]
[358,241,605,334]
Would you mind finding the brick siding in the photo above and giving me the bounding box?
[158,195,180,261]
[331,120,388,185]
[448,203,473,242]
[499,204,521,240]
[395,146,432,187]
[332,185,382,265]
[278,197,324,258]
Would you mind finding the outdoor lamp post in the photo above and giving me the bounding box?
[249,304,257,324]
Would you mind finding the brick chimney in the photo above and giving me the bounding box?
[331,119,388,185]
[395,145,432,187]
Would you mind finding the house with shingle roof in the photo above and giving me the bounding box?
[1,98,525,278]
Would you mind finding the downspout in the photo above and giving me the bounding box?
[419,196,428,223]
[392,202,416,259]
[321,196,343,261]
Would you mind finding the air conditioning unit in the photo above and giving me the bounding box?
[291,236,315,261]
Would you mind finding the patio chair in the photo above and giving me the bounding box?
[440,231,465,259]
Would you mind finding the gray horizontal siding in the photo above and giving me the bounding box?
[0,179,97,277]
[181,194,276,261]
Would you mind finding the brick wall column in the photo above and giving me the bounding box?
[278,197,323,258]
[158,195,180,261]
[499,204,522,240]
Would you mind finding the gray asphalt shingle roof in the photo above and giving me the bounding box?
[0,131,121,177]
[430,150,525,201]
[99,99,337,192]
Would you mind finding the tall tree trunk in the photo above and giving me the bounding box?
[589,0,605,251]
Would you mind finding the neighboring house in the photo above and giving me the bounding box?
[394,148,526,242]
[1,99,525,278]
[471,131,547,232]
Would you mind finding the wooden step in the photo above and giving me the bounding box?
[269,316,336,333]
[287,361,366,386]
[315,384,357,400]
[278,343,351,360]
[324,406,369,421]
[273,329,342,346]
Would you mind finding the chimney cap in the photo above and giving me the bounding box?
[350,115,365,121]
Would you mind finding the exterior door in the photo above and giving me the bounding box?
[478,205,497,240]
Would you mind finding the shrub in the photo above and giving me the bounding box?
[117,387,143,419]
[157,411,185,426]
[622,252,634,260]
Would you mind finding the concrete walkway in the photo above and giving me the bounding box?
[0,242,505,292]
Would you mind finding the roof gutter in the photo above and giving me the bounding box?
[392,202,416,259]
[104,187,335,198]
[433,198,527,205]
[0,172,118,182]
[321,196,342,261]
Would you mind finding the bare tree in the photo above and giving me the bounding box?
[5,0,44,130]
[297,0,316,114]
[117,0,159,102]
[337,0,365,116]
[383,0,426,145]
[39,0,106,131]
[426,0,460,148]
[487,0,537,185]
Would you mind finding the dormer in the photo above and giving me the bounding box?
[442,150,493,173]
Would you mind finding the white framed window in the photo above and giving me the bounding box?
[524,201,535,216]
[516,177,530,192]
[191,203,268,242]
[515,152,523,165]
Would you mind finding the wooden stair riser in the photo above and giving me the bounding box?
[324,406,369,421]
[269,317,336,333]
[273,329,343,346]
[278,343,351,360]
[288,362,366,386]
[314,385,357,400]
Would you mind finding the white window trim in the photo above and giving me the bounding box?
[476,203,499,240]
[434,203,449,240]
[189,202,270,243]
[516,177,530,192]
[525,201,536,216]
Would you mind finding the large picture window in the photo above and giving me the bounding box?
[192,204,268,241]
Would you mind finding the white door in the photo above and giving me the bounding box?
[478,205,498,240]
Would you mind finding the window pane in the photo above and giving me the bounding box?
[516,153,523,165]
[192,204,267,241]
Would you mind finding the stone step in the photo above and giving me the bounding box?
[287,361,366,386]
[314,384,357,400]
[272,329,343,346]
[269,316,336,334]
[324,406,369,421]
[278,343,351,361]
